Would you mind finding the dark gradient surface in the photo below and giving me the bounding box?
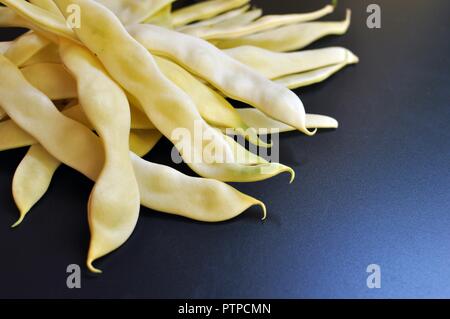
[0,0,449,298]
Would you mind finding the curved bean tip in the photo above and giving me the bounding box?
[258,201,267,220]
[345,9,352,24]
[11,215,25,228]
[331,0,338,9]
[87,260,103,274]
[287,167,296,184]
[246,127,272,148]
[303,127,318,137]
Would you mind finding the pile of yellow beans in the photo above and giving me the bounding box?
[0,0,358,273]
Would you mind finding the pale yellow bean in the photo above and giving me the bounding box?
[275,62,357,90]
[21,62,77,100]
[0,6,30,27]
[237,108,338,133]
[203,8,262,30]
[96,0,175,25]
[59,39,141,273]
[55,0,293,182]
[143,3,173,27]
[172,0,250,27]
[176,5,252,32]
[0,53,265,231]
[224,46,357,79]
[0,0,77,41]
[4,31,50,66]
[128,24,314,136]
[11,144,60,227]
[217,10,351,51]
[22,43,62,65]
[154,55,268,147]
[0,41,12,54]
[186,4,334,40]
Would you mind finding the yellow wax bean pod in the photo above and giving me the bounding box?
[128,24,314,136]
[225,46,358,79]
[217,10,352,52]
[0,104,89,151]
[10,140,264,227]
[237,108,339,133]
[176,5,252,32]
[0,54,265,264]
[8,129,193,228]
[0,53,103,180]
[172,0,250,27]
[144,3,172,28]
[129,105,155,130]
[22,43,62,66]
[131,152,266,222]
[129,129,162,157]
[275,60,358,90]
[186,4,334,40]
[59,40,140,273]
[0,118,36,150]
[11,144,60,227]
[4,31,50,66]
[0,0,77,41]
[154,55,268,147]
[0,41,12,54]
[221,133,267,166]
[54,0,293,182]
[0,6,31,27]
[29,0,60,13]
[95,0,175,25]
[21,62,77,100]
[0,104,156,152]
[203,8,262,30]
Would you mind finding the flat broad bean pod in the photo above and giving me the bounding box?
[224,46,358,80]
[54,0,294,183]
[171,0,250,27]
[0,53,266,232]
[59,39,141,273]
[217,10,352,52]
[176,5,252,32]
[185,4,334,40]
[237,108,338,133]
[21,62,77,100]
[127,24,315,136]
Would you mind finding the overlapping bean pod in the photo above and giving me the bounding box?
[0,0,358,272]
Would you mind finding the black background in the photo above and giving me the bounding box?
[0,0,449,298]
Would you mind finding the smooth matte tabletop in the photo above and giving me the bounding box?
[0,0,449,298]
